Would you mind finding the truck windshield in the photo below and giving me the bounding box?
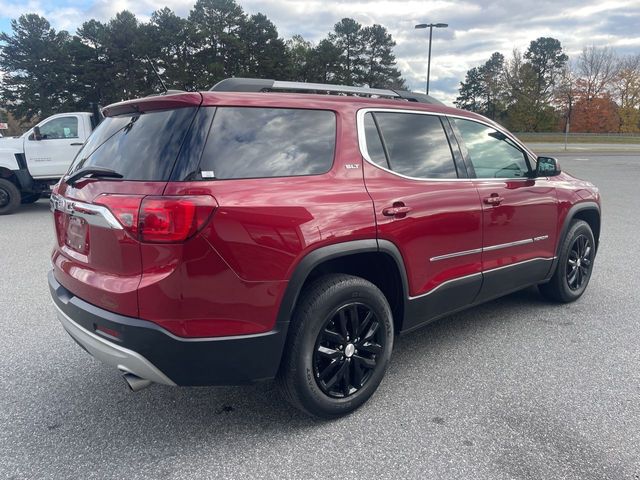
[68,107,197,181]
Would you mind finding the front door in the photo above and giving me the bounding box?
[451,117,558,301]
[25,115,84,178]
[360,110,484,331]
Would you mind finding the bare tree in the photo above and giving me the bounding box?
[577,45,618,100]
[614,54,640,132]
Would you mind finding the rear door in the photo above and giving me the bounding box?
[451,117,558,301]
[25,115,85,177]
[360,109,484,331]
[52,105,199,317]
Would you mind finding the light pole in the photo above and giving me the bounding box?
[415,23,448,95]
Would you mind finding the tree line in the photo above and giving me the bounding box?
[0,0,405,127]
[455,37,640,133]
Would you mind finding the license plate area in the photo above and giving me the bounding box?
[66,216,90,254]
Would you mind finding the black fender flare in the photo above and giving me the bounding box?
[546,200,601,280]
[274,238,409,327]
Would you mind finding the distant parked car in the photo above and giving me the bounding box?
[49,78,601,418]
[0,112,100,214]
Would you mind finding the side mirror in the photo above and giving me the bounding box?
[535,156,561,177]
[33,126,42,141]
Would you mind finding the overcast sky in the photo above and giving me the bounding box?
[1,0,639,103]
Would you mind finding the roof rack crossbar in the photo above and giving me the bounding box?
[210,78,400,98]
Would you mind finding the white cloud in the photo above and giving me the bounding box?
[1,0,638,104]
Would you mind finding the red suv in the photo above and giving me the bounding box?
[49,78,601,418]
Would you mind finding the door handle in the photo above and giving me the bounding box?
[70,143,83,146]
[382,203,412,217]
[483,194,504,206]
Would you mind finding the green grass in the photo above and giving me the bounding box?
[515,134,640,144]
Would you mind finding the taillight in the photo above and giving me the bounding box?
[95,194,217,243]
[139,196,217,242]
[95,194,145,236]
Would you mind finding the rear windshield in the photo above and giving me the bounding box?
[68,107,197,181]
[196,107,336,180]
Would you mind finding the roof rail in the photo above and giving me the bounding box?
[210,78,443,105]
[211,78,400,98]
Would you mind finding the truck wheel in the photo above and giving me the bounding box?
[21,193,41,204]
[278,274,394,418]
[0,178,21,215]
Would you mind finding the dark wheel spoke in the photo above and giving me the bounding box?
[322,328,344,345]
[356,311,373,338]
[338,310,349,341]
[363,320,380,342]
[354,355,376,370]
[319,359,342,382]
[325,360,348,390]
[342,359,352,396]
[317,345,341,360]
[348,304,359,339]
[352,358,364,388]
[358,341,382,355]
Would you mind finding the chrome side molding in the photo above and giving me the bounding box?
[430,234,551,262]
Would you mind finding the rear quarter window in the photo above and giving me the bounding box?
[197,107,336,180]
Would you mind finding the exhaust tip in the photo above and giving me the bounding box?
[122,372,153,392]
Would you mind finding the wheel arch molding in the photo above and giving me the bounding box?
[275,239,410,333]
[558,201,601,255]
[548,201,601,281]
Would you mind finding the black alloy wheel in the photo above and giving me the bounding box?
[538,219,596,303]
[313,302,385,398]
[278,273,394,418]
[566,234,593,291]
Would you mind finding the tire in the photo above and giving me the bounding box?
[278,274,394,418]
[0,178,21,215]
[539,220,596,303]
[21,193,41,204]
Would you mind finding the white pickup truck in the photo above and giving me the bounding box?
[0,112,99,214]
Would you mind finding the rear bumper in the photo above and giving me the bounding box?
[49,271,289,386]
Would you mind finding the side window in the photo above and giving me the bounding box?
[38,117,79,140]
[454,119,529,178]
[367,112,458,179]
[363,113,388,168]
[198,107,335,180]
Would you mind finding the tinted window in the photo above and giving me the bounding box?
[198,107,335,179]
[371,112,457,179]
[39,117,78,139]
[363,113,388,168]
[454,119,529,178]
[69,107,197,181]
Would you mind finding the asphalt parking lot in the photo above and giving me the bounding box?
[1,153,639,480]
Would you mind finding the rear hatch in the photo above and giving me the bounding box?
[51,93,206,317]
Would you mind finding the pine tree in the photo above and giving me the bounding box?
[360,24,405,88]
[0,14,74,119]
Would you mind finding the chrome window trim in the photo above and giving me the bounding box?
[50,193,123,230]
[356,107,537,182]
[410,256,556,300]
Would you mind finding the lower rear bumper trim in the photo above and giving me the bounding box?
[54,302,176,386]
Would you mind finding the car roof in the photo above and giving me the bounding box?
[102,90,499,131]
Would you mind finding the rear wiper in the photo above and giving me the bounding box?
[65,167,123,186]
